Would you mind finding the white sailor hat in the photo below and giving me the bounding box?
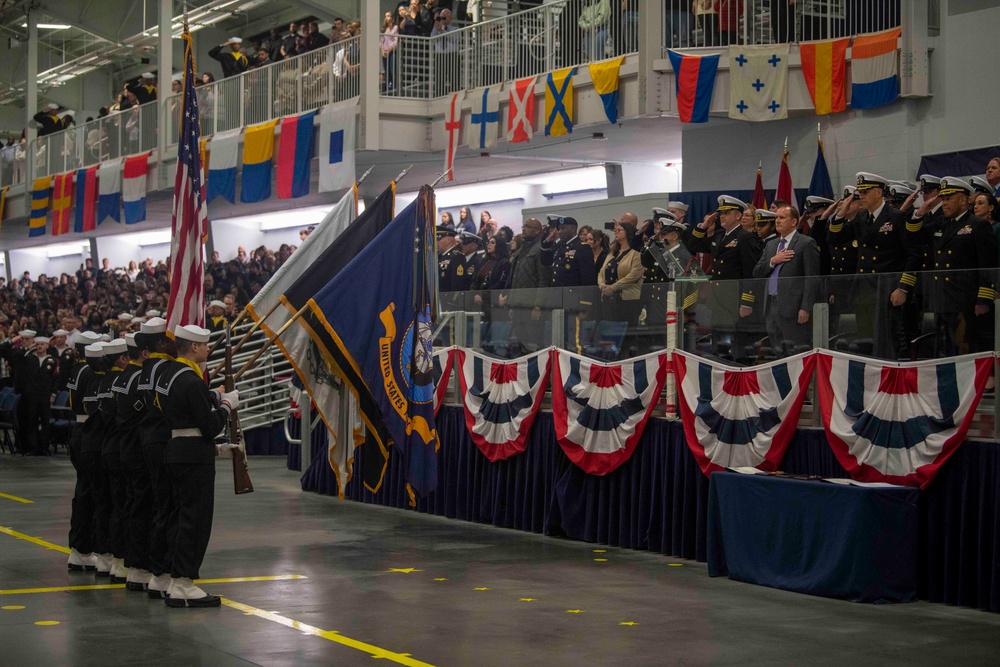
[18,329,37,338]
[74,331,102,345]
[124,333,138,348]
[100,334,111,342]
[103,339,128,356]
[968,176,993,196]
[667,201,689,212]
[805,196,835,210]
[146,309,162,317]
[716,195,747,212]
[171,73,183,82]
[887,181,915,198]
[140,317,167,335]
[84,343,104,359]
[652,207,677,224]
[208,299,226,309]
[118,312,133,321]
[842,185,858,198]
[44,102,58,111]
[855,172,889,191]
[919,174,942,191]
[228,37,243,44]
[52,328,70,337]
[131,316,145,323]
[938,176,974,197]
[141,72,154,79]
[174,324,211,343]
[33,336,50,345]
[755,208,777,223]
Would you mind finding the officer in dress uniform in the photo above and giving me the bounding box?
[827,173,923,359]
[207,300,228,333]
[113,333,153,592]
[96,338,131,583]
[969,176,994,199]
[126,73,158,105]
[81,342,115,576]
[450,232,484,291]
[924,177,998,355]
[135,317,178,600]
[437,225,461,293]
[155,324,238,608]
[683,196,762,359]
[742,209,778,348]
[640,209,695,342]
[66,331,104,572]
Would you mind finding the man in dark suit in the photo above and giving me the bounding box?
[753,205,821,356]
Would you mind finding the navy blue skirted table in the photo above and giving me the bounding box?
[707,471,919,603]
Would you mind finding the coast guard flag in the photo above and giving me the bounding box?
[850,28,901,110]
[97,157,122,224]
[674,350,816,476]
[545,67,576,136]
[123,152,149,224]
[29,177,52,237]
[206,128,240,204]
[729,45,789,121]
[667,50,719,123]
[551,349,667,475]
[444,92,464,181]
[51,172,73,236]
[305,187,439,499]
[456,348,551,462]
[73,166,97,233]
[467,86,499,150]
[816,350,993,489]
[507,76,536,143]
[432,347,455,416]
[318,104,356,193]
[240,120,277,203]
[588,56,624,125]
[276,111,316,199]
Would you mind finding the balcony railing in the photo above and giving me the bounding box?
[665,0,902,52]
[381,0,640,100]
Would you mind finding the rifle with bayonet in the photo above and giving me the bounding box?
[225,323,254,494]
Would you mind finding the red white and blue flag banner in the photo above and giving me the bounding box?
[456,347,551,462]
[674,350,816,476]
[551,349,667,475]
[432,346,455,416]
[816,350,994,489]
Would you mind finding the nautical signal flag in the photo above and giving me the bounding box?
[98,157,122,224]
[207,128,240,204]
[507,76,536,143]
[851,28,902,110]
[667,50,719,123]
[467,85,500,150]
[588,56,624,125]
[29,177,52,237]
[545,67,576,136]
[729,45,789,122]
[123,152,149,224]
[74,166,97,233]
[276,110,316,199]
[799,37,848,115]
[318,104,356,193]
[444,91,464,181]
[51,172,73,236]
[240,119,277,203]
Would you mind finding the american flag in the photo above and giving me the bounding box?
[168,31,208,331]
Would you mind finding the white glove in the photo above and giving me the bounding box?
[219,389,239,411]
[215,443,239,458]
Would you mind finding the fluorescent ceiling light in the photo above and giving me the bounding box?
[216,205,334,231]
[45,242,88,258]
[22,23,72,29]
[128,230,172,246]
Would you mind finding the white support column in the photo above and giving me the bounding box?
[664,290,678,421]
[900,0,929,98]
[25,12,38,169]
[157,0,174,189]
[359,0,381,151]
[637,0,664,116]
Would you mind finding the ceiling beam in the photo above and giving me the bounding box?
[37,1,121,44]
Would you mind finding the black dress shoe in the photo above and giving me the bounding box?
[95,570,111,578]
[147,589,169,600]
[110,575,128,584]
[67,563,97,572]
[165,595,221,608]
[125,581,148,592]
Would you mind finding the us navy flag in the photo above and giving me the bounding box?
[306,187,439,499]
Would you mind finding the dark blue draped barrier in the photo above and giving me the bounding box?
[917,146,1000,181]
[298,405,1000,612]
[244,422,288,456]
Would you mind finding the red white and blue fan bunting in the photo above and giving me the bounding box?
[674,350,816,475]
[551,349,667,475]
[432,347,455,416]
[816,350,994,489]
[456,348,551,462]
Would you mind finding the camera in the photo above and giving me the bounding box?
[603,221,616,230]
[546,215,562,228]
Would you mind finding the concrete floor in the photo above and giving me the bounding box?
[1,455,998,667]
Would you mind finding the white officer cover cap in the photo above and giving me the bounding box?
[938,177,974,197]
[174,324,211,343]
[716,195,747,212]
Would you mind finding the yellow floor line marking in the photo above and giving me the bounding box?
[1,575,308,596]
[220,598,436,667]
[0,526,70,554]
[0,492,33,504]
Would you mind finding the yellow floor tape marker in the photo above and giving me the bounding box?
[0,526,70,554]
[0,492,33,504]
[1,575,308,596]
[220,598,436,667]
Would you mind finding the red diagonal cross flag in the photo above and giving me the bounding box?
[507,76,536,143]
[444,92,464,182]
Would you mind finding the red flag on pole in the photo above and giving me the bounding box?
[752,163,766,211]
[776,141,798,212]
[167,30,209,331]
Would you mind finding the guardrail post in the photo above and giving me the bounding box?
[301,389,313,472]
[812,301,830,427]
[552,308,566,349]
[470,311,482,349]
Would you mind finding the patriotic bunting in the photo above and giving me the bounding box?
[674,350,816,476]
[123,152,150,224]
[550,349,667,476]
[729,45,789,121]
[588,56,624,125]
[507,76,536,143]
[73,166,98,233]
[467,86,500,150]
[545,67,576,136]
[444,91,464,181]
[432,347,455,416]
[51,172,73,236]
[456,348,551,462]
[815,350,994,489]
